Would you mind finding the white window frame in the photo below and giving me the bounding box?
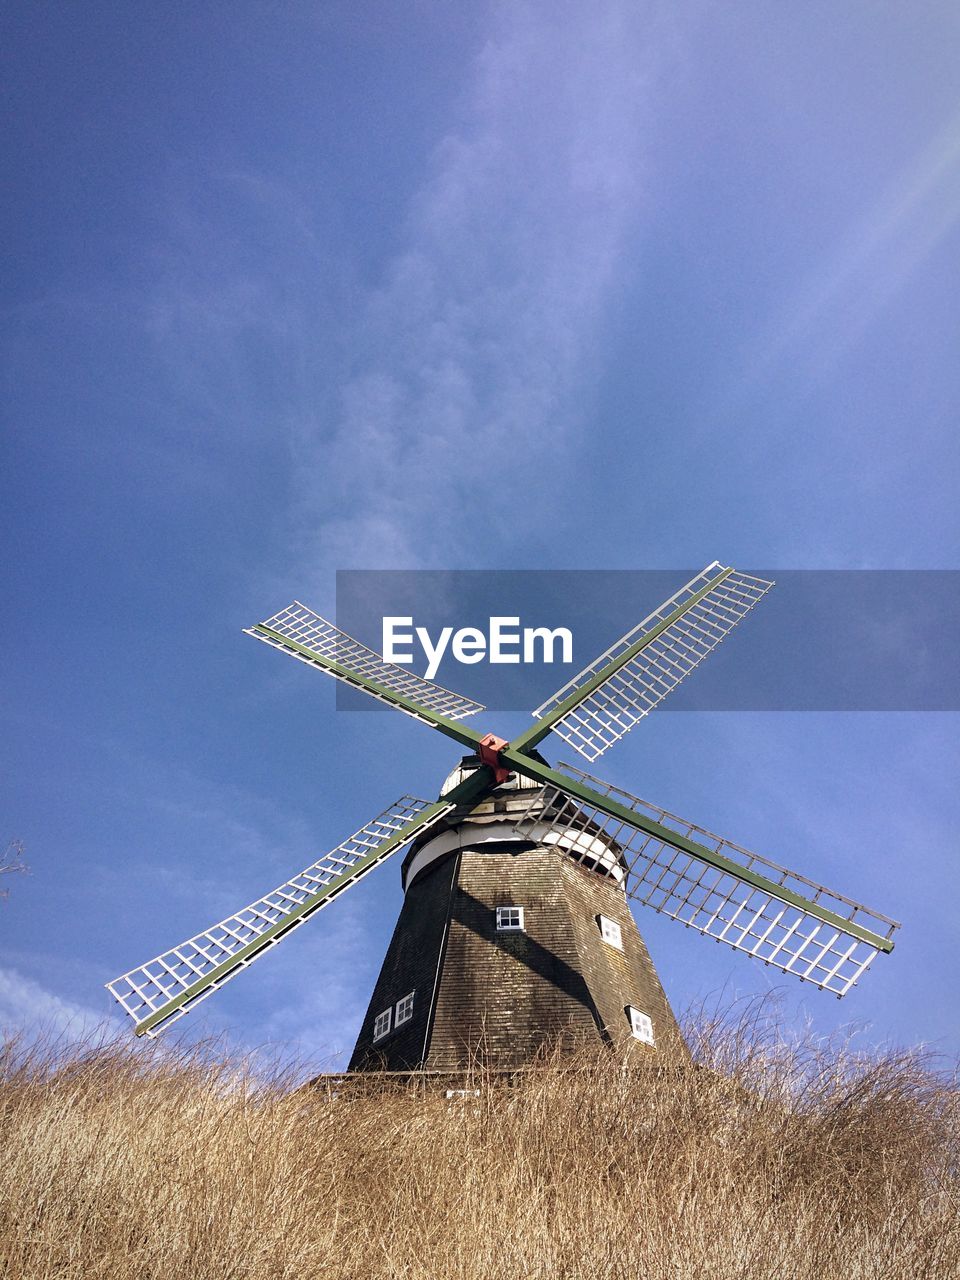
[598,915,623,950]
[496,905,525,932]
[628,1006,655,1045]
[372,1007,392,1041]
[395,991,415,1027]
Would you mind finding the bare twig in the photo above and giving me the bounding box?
[0,839,28,899]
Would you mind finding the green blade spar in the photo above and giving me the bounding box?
[246,605,487,754]
[106,769,496,1038]
[499,748,897,956]
[512,560,773,757]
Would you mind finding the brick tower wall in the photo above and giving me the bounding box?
[349,842,685,1072]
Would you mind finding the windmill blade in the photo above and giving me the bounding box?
[106,795,455,1037]
[245,603,484,745]
[516,763,899,997]
[513,563,773,763]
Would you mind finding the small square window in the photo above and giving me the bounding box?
[372,1008,392,1041]
[628,1007,655,1045]
[395,991,415,1026]
[496,905,524,931]
[599,915,623,950]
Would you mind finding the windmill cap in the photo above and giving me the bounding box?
[400,753,627,891]
[439,752,542,798]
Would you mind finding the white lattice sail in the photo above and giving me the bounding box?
[518,765,899,996]
[106,796,452,1036]
[245,603,484,725]
[531,563,773,762]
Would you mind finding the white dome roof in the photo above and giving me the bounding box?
[439,754,540,797]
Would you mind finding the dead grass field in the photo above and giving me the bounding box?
[2,1003,958,1280]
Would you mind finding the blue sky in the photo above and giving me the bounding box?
[2,2,958,1068]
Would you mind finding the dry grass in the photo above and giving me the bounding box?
[2,1002,958,1280]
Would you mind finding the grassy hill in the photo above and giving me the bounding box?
[2,1005,957,1279]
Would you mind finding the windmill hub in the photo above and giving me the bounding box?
[476,731,511,783]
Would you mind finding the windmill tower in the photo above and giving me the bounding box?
[106,564,900,1066]
[349,756,686,1071]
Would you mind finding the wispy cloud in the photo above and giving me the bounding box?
[130,3,674,598]
[288,2,664,585]
[0,966,121,1047]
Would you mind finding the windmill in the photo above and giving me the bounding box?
[106,563,899,1069]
